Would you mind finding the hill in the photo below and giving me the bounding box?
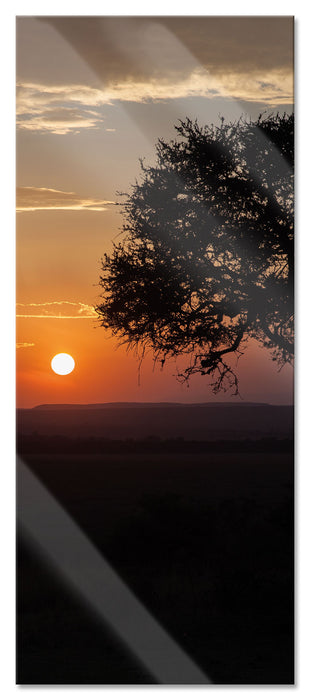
[17,402,293,441]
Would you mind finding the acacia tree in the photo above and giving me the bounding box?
[96,114,294,393]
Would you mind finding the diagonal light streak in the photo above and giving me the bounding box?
[17,457,211,684]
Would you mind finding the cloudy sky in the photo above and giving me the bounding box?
[16,16,294,407]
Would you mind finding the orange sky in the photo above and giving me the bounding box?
[16,16,294,407]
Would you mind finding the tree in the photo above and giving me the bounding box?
[96,114,294,394]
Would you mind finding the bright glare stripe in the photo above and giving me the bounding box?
[17,458,211,684]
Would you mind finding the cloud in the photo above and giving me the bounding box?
[16,18,293,135]
[40,16,293,85]
[16,301,97,319]
[16,83,107,133]
[16,342,35,349]
[16,186,114,212]
[16,65,293,134]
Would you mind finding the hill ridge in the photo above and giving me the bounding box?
[26,401,277,411]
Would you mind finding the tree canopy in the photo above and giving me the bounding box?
[96,113,294,394]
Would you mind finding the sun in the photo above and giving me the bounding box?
[51,353,75,376]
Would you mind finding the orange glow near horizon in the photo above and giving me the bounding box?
[16,314,293,408]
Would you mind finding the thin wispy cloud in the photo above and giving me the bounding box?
[16,342,35,349]
[16,186,114,212]
[16,301,97,319]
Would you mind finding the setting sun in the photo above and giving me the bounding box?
[51,353,75,376]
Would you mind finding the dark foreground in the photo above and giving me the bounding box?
[17,442,294,684]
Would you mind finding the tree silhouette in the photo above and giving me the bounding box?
[96,114,294,393]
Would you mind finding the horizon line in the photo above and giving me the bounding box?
[17,400,294,410]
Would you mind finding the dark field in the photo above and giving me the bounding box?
[17,444,294,684]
